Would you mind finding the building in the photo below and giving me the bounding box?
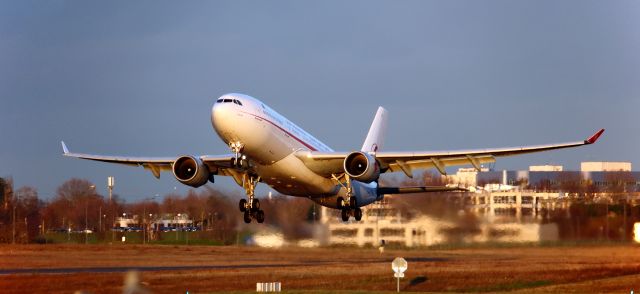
[114,213,193,230]
[581,162,631,172]
[471,162,640,192]
[316,161,639,247]
[529,165,563,172]
[450,167,490,187]
[151,213,193,230]
[317,197,558,247]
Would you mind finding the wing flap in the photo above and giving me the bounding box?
[387,155,496,175]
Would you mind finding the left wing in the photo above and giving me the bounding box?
[295,129,605,177]
[61,141,235,179]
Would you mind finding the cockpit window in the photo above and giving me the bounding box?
[216,98,223,103]
[233,99,243,106]
[223,98,232,103]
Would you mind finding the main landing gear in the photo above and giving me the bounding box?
[335,174,362,222]
[238,174,265,224]
[337,197,363,222]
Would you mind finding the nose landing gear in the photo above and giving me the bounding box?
[238,174,265,223]
[230,142,246,168]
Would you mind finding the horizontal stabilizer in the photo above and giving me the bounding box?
[378,185,466,195]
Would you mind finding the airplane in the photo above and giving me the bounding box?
[62,93,605,223]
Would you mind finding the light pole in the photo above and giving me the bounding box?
[108,176,114,243]
[148,213,153,243]
[107,177,114,202]
[176,213,181,241]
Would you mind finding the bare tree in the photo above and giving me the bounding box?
[45,178,104,231]
[0,178,14,242]
[14,186,43,242]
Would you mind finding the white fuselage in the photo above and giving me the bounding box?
[211,93,379,208]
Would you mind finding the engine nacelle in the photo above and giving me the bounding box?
[172,156,210,188]
[343,151,380,183]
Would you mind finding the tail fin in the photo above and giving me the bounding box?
[361,107,388,153]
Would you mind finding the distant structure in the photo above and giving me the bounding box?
[470,162,640,191]
[581,161,631,172]
[317,199,557,247]
[115,213,193,230]
[450,167,490,187]
[150,213,193,230]
[529,165,563,172]
[317,161,640,247]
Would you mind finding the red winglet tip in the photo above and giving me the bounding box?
[586,128,605,144]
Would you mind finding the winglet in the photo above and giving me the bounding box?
[585,129,605,144]
[61,141,69,154]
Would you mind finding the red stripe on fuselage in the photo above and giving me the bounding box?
[240,111,318,151]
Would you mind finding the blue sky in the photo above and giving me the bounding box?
[1,1,638,201]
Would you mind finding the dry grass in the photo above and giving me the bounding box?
[0,244,639,293]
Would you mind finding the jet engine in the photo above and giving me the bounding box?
[172,156,210,188]
[343,151,380,183]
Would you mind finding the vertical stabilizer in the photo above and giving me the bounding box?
[361,107,388,152]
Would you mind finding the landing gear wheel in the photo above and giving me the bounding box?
[349,197,357,209]
[337,197,344,209]
[239,199,247,212]
[243,211,251,223]
[250,198,260,211]
[341,209,350,222]
[354,208,363,221]
[256,210,265,223]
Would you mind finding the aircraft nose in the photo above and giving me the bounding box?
[211,97,233,136]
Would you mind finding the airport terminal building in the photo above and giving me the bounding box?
[317,162,640,247]
[454,161,640,192]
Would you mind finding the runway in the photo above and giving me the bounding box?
[0,257,448,275]
[1,244,638,293]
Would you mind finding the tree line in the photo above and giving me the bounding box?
[0,177,319,244]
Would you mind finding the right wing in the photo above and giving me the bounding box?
[61,141,235,179]
[295,129,605,177]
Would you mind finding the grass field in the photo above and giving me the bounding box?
[0,243,639,293]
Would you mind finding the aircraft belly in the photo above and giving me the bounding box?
[309,181,380,209]
[256,153,336,196]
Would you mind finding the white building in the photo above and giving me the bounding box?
[529,165,563,172]
[450,167,490,187]
[581,162,632,172]
[317,196,558,247]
